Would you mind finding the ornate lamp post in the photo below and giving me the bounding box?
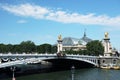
[11,66,16,80]
[71,66,75,80]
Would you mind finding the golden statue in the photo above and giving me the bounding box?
[105,32,109,38]
[58,35,62,40]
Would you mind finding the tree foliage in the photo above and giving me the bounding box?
[0,41,57,54]
[0,40,104,55]
[86,40,104,56]
[37,43,52,53]
[20,41,36,53]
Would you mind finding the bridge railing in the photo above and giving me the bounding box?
[0,53,57,57]
[0,53,98,58]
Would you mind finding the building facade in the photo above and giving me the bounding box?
[57,32,92,52]
[57,32,116,57]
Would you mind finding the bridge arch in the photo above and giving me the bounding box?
[43,58,96,70]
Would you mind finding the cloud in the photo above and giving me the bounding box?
[17,20,27,23]
[2,4,49,19]
[1,3,120,26]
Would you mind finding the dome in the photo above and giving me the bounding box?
[81,36,92,43]
[62,37,79,46]
[80,31,92,43]
[78,40,87,45]
[62,31,92,46]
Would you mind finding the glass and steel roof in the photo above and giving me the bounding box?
[62,33,92,46]
[62,37,79,46]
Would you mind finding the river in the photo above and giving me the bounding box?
[1,68,120,80]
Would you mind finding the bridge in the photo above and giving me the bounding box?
[0,53,99,69]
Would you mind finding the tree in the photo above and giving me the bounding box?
[51,45,57,53]
[20,41,36,53]
[0,44,7,53]
[12,45,21,53]
[6,44,13,53]
[36,45,44,53]
[86,40,104,56]
[37,43,52,53]
[78,50,91,55]
[0,41,57,54]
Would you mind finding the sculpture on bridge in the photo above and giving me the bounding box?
[58,35,62,40]
[105,32,109,39]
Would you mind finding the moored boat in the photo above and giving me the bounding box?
[100,66,110,69]
[100,64,120,70]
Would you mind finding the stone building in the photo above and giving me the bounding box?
[57,32,116,57]
[57,32,92,53]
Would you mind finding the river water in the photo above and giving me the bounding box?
[1,68,120,80]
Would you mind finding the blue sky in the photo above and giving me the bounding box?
[0,0,120,50]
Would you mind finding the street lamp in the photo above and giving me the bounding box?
[71,65,75,80]
[11,66,16,80]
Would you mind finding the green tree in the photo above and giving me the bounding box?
[37,43,52,53]
[86,40,104,56]
[0,41,57,54]
[0,44,16,53]
[0,44,6,53]
[36,45,44,53]
[51,45,57,53]
[20,41,36,53]
[12,45,21,53]
[6,44,13,53]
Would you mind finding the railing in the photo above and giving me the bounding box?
[0,53,97,57]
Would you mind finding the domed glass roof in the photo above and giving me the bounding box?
[62,32,92,46]
[78,40,87,45]
[81,36,92,43]
[62,37,79,46]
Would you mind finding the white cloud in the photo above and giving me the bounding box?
[17,20,27,23]
[2,4,49,19]
[2,3,120,27]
